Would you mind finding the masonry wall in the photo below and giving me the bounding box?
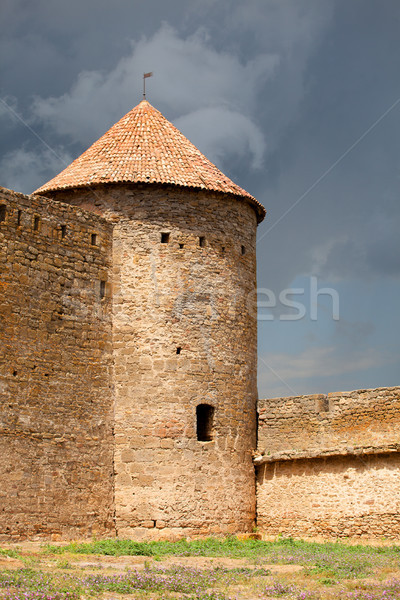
[256,386,400,538]
[49,183,258,540]
[0,187,114,540]
[257,386,400,458]
[257,453,400,538]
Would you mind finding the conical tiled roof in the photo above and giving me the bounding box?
[34,100,265,221]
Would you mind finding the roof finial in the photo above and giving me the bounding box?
[143,72,153,99]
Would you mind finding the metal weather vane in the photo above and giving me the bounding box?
[143,72,153,99]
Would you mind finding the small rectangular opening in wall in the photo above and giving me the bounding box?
[61,225,67,239]
[316,396,330,412]
[17,210,22,226]
[179,243,184,249]
[199,236,206,247]
[0,205,6,223]
[100,280,106,300]
[91,233,97,245]
[33,216,40,231]
[176,347,181,354]
[196,404,215,441]
[161,232,170,243]
[241,245,246,255]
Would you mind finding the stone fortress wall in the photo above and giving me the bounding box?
[47,183,259,539]
[1,183,400,541]
[256,387,400,538]
[0,187,114,540]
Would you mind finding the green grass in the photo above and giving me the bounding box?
[43,535,397,555]
[0,547,21,558]
[3,538,400,599]
[42,536,400,581]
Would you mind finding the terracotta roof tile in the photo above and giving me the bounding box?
[34,100,265,221]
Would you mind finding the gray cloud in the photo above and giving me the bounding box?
[258,345,393,398]
[30,24,277,167]
[175,107,266,170]
[28,14,330,176]
[309,212,400,282]
[0,146,71,194]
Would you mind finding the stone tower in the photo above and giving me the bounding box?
[35,100,265,539]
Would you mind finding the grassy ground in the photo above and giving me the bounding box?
[1,537,400,599]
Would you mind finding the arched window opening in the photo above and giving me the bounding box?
[196,404,215,441]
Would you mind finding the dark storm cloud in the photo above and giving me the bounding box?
[1,2,332,198]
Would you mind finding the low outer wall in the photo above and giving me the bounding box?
[0,187,114,540]
[256,386,400,538]
[257,386,400,458]
[257,453,400,538]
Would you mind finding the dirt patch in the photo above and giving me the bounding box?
[41,553,306,575]
[265,564,304,574]
[0,556,25,570]
[72,555,150,571]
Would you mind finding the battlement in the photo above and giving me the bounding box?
[0,186,109,250]
[256,386,400,463]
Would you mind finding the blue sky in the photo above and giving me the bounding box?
[1,0,399,397]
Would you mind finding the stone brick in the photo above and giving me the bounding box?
[0,187,114,541]
[256,386,400,539]
[50,182,258,539]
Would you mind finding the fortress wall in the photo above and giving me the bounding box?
[257,453,400,539]
[0,187,114,540]
[256,386,400,538]
[257,386,400,457]
[51,184,258,540]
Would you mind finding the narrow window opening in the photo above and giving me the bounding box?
[241,245,246,255]
[12,371,17,377]
[199,236,206,247]
[152,520,157,528]
[161,232,170,243]
[33,216,40,231]
[196,404,215,441]
[179,243,184,249]
[100,280,106,300]
[221,246,225,253]
[17,210,22,226]
[176,347,181,355]
[61,225,67,239]
[0,205,6,223]
[91,233,97,245]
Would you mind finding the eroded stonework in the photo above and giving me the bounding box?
[49,183,258,539]
[1,184,400,541]
[0,188,114,540]
[256,387,400,538]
